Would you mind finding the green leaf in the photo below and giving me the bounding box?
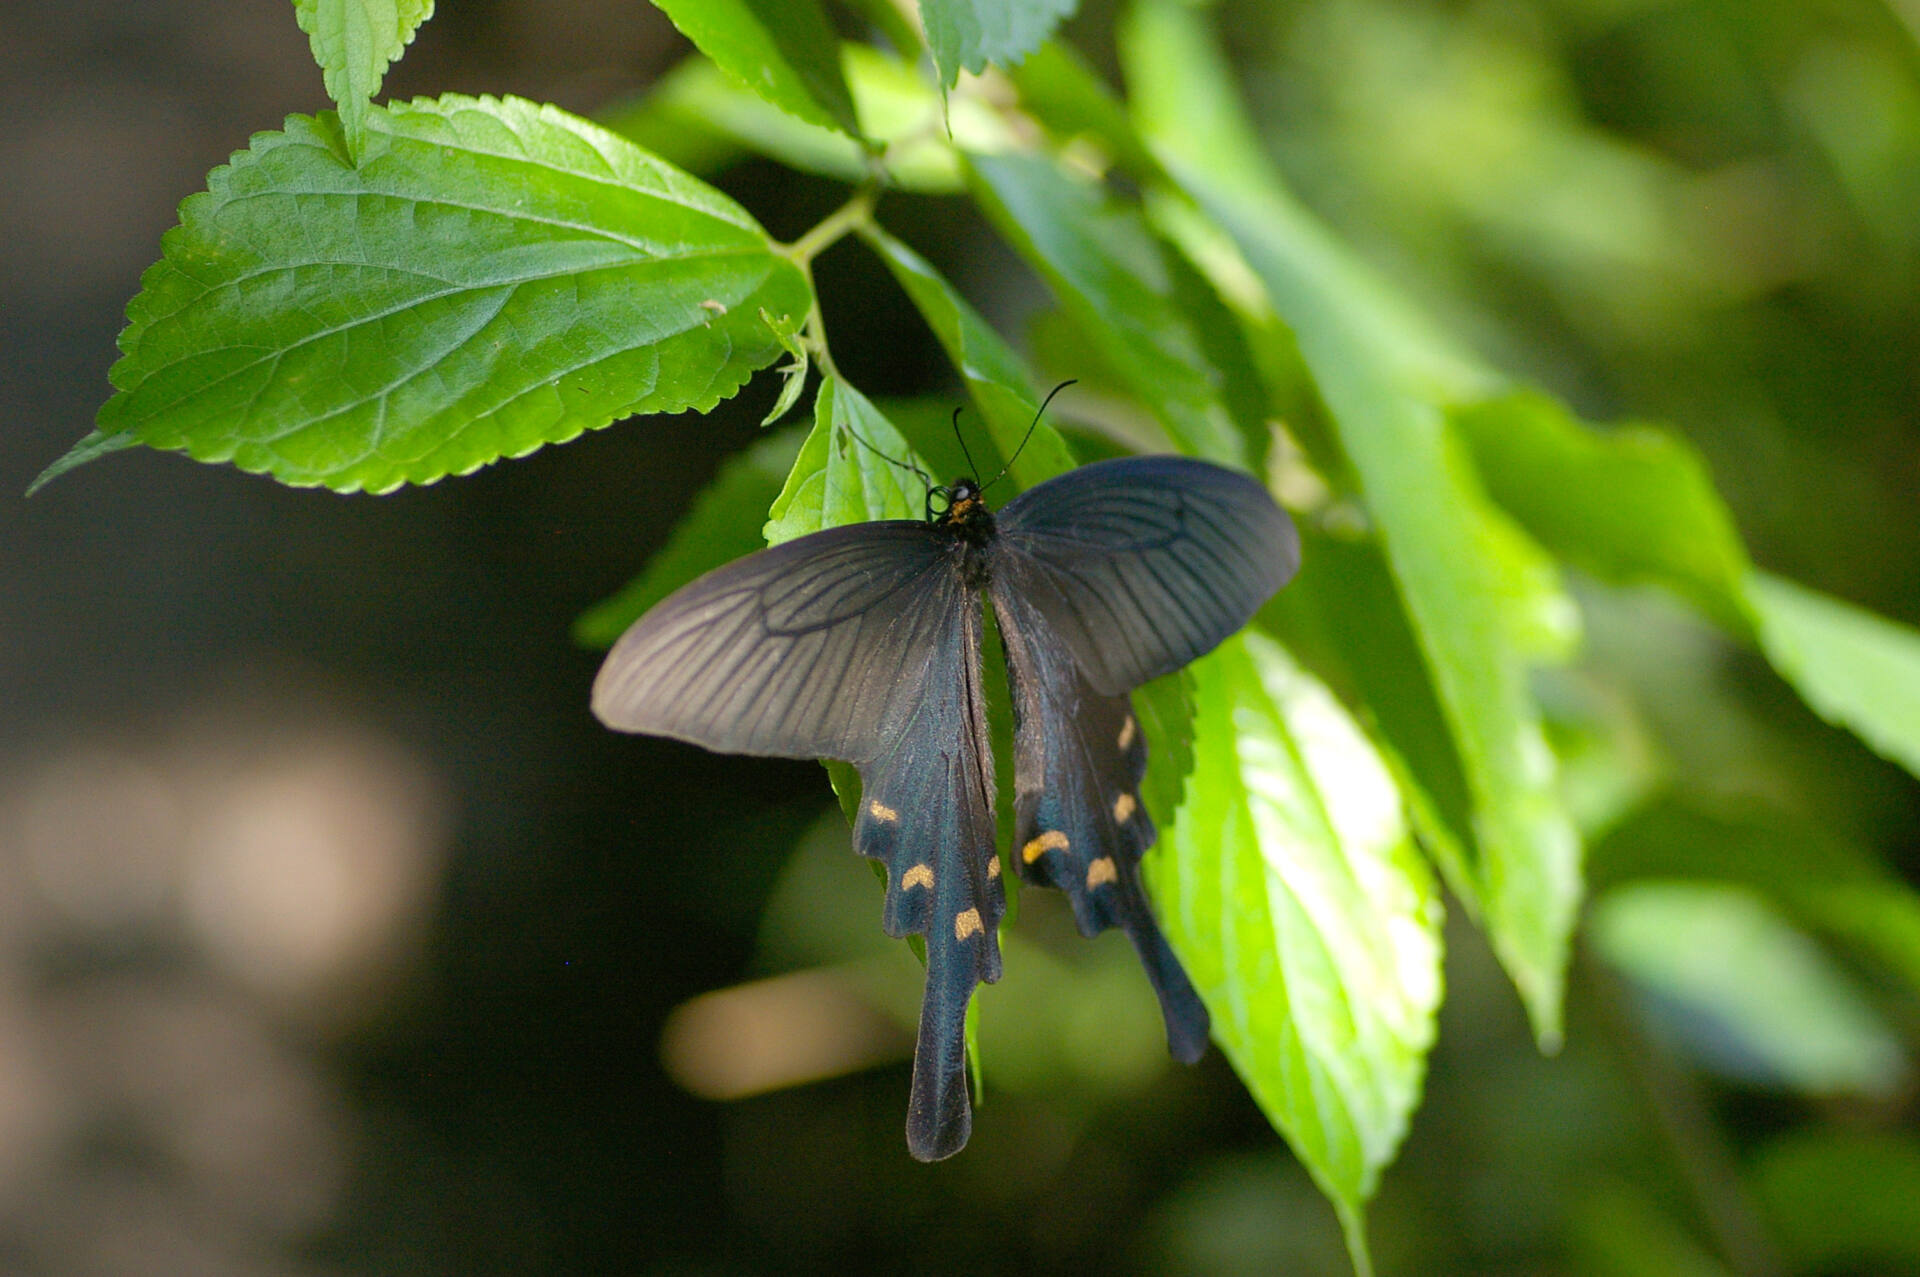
[859,225,1076,488]
[966,151,1248,467]
[760,308,809,425]
[26,430,140,496]
[1592,881,1909,1097]
[765,376,930,544]
[1007,42,1159,177]
[1753,1130,1920,1273]
[572,425,808,649]
[1591,797,1920,1007]
[1148,633,1442,1269]
[1451,392,1755,633]
[1122,0,1581,1042]
[1749,571,1920,782]
[920,0,1079,88]
[1444,389,1920,787]
[1133,671,1194,833]
[78,96,809,493]
[600,48,998,193]
[291,0,433,149]
[651,0,862,138]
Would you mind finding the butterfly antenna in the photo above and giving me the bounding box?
[980,380,1075,495]
[950,406,984,483]
[843,422,933,494]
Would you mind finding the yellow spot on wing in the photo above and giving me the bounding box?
[955,909,984,940]
[901,864,933,891]
[1022,830,1069,863]
[987,855,1001,880]
[1113,793,1137,823]
[868,800,899,824]
[1087,857,1117,888]
[1118,715,1137,750]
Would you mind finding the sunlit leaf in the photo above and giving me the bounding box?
[921,0,1078,88]
[1122,0,1580,1041]
[1149,633,1442,1270]
[651,0,861,137]
[967,151,1249,467]
[65,97,809,493]
[291,0,433,146]
[573,425,808,649]
[1592,881,1909,1097]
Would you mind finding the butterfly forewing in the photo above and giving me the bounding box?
[994,456,1301,696]
[592,522,954,761]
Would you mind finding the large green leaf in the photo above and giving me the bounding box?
[573,425,808,648]
[291,0,433,147]
[967,151,1249,467]
[1149,633,1442,1272]
[920,0,1078,88]
[54,97,809,494]
[859,225,1076,488]
[651,0,861,138]
[1121,0,1580,1040]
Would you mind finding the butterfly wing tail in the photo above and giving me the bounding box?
[1112,859,1211,1062]
[860,768,1002,1162]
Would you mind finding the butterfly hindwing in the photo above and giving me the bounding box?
[852,590,1003,1161]
[994,456,1301,696]
[990,575,1210,1063]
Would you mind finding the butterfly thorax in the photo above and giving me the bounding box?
[932,477,997,586]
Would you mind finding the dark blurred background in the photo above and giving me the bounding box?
[2,2,1917,1274]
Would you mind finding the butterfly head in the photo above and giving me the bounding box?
[928,478,996,548]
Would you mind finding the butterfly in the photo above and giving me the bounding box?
[592,432,1299,1160]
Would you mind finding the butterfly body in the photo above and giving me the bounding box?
[594,455,1298,1159]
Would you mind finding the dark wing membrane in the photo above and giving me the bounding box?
[592,522,954,763]
[595,520,1003,1159]
[990,577,1209,1063]
[850,592,1004,1161]
[994,456,1299,696]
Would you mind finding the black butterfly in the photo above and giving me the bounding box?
[593,449,1298,1159]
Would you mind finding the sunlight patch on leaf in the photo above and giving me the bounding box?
[1149,633,1442,1272]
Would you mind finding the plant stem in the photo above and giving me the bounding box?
[1580,945,1786,1277]
[779,188,879,384]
